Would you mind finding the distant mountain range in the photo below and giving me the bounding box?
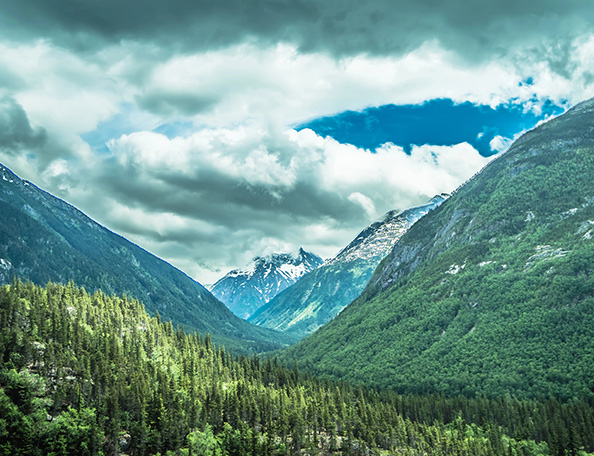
[282,98,594,400]
[249,195,447,339]
[0,164,291,352]
[209,248,323,319]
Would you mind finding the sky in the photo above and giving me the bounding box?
[0,1,593,285]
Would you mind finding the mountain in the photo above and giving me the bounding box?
[209,248,323,319]
[249,195,447,339]
[282,99,594,400]
[0,163,291,352]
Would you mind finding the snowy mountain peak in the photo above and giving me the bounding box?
[328,194,448,266]
[209,248,323,319]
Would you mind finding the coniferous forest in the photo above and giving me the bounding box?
[1,280,594,456]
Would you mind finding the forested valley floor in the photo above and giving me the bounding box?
[1,281,593,456]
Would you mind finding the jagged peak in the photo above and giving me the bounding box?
[251,248,321,267]
[210,247,323,318]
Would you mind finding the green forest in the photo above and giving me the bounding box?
[1,281,593,456]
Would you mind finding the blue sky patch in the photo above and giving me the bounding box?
[297,98,566,157]
[81,104,195,154]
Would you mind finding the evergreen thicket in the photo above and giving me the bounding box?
[1,281,593,456]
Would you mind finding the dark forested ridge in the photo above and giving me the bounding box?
[281,99,594,399]
[1,281,594,456]
[0,164,291,353]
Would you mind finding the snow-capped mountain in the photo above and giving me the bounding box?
[209,248,323,319]
[249,194,448,338]
[328,193,449,266]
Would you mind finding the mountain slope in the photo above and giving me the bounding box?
[282,99,594,400]
[0,163,290,352]
[210,248,323,319]
[249,195,447,339]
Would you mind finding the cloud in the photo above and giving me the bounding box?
[489,135,513,153]
[94,40,591,131]
[42,126,492,283]
[0,97,47,153]
[2,0,593,76]
[1,0,593,287]
[137,90,220,117]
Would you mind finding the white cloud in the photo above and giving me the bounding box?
[61,126,492,283]
[1,31,593,285]
[489,135,513,153]
[135,42,540,128]
[348,192,376,218]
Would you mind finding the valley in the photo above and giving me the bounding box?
[1,90,594,456]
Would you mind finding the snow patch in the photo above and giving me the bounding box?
[279,262,307,281]
[445,263,465,275]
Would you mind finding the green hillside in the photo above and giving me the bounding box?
[1,281,593,455]
[282,99,594,400]
[0,164,290,353]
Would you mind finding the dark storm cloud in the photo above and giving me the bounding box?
[0,97,47,153]
[137,92,220,116]
[95,158,365,232]
[2,0,592,67]
[0,0,317,51]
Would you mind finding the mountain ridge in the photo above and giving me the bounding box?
[0,163,291,352]
[209,248,323,319]
[249,194,447,339]
[281,98,594,399]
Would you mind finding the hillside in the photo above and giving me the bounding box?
[282,99,594,400]
[1,281,593,455]
[210,248,323,319]
[249,195,446,339]
[0,164,290,352]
